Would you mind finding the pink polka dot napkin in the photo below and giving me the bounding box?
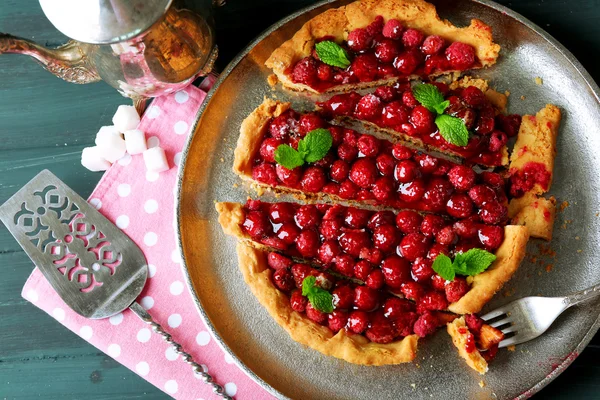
[21,83,273,399]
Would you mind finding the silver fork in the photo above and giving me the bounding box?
[480,283,600,348]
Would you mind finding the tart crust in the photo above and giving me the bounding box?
[448,225,530,314]
[447,317,488,374]
[265,0,500,93]
[235,242,418,365]
[217,202,530,317]
[508,104,561,240]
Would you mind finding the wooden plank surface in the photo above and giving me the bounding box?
[1,0,599,398]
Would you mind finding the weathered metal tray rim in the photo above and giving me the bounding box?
[175,1,600,398]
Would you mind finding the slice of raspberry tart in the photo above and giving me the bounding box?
[215,200,529,365]
[265,0,500,93]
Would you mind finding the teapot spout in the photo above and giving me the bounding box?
[0,33,101,84]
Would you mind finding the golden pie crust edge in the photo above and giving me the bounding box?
[234,240,419,366]
[265,0,501,93]
[447,316,488,374]
[447,225,530,314]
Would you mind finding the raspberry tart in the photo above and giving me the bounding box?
[216,200,529,365]
[265,0,500,93]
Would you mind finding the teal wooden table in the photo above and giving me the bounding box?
[1,1,600,398]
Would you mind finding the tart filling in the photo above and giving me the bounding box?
[236,98,511,226]
[317,82,518,166]
[265,0,500,93]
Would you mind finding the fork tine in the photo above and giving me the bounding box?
[480,308,507,321]
[498,336,520,348]
[489,317,512,328]
[500,325,518,335]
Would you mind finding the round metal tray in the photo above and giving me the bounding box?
[176,1,600,398]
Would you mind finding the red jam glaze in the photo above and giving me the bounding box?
[509,161,551,198]
[318,85,523,166]
[240,200,505,310]
[253,111,509,230]
[288,16,482,92]
[266,251,455,343]
[463,313,500,362]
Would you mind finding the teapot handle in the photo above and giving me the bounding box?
[0,33,101,84]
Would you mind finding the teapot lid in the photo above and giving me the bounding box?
[39,0,173,44]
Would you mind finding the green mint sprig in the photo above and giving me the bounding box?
[274,128,333,170]
[432,248,497,282]
[412,83,469,147]
[315,41,351,69]
[302,276,334,313]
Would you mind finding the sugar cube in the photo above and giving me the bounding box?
[81,146,111,172]
[124,129,147,155]
[95,126,126,163]
[112,105,140,132]
[143,146,170,173]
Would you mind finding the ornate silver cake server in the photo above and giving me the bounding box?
[0,170,232,399]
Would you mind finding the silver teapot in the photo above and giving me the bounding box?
[0,0,222,109]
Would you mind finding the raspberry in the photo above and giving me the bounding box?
[259,138,282,163]
[479,201,507,225]
[417,291,448,313]
[394,160,420,183]
[339,179,359,199]
[347,28,373,51]
[402,28,425,48]
[365,314,396,343]
[448,165,477,192]
[318,240,341,265]
[291,263,317,288]
[353,260,373,281]
[273,268,295,291]
[252,163,278,186]
[375,39,400,63]
[339,229,371,257]
[475,116,495,135]
[445,42,476,70]
[384,297,414,319]
[435,226,456,246]
[392,143,414,160]
[374,86,398,102]
[427,243,449,260]
[413,311,439,337]
[354,286,380,311]
[292,57,318,85]
[395,311,419,336]
[334,254,355,277]
[319,217,342,240]
[468,184,497,207]
[421,35,445,55]
[368,210,396,230]
[398,179,426,202]
[402,90,420,108]
[410,105,435,133]
[276,222,300,244]
[268,202,295,223]
[396,210,423,234]
[355,93,383,120]
[415,153,439,174]
[398,233,431,262]
[420,214,445,237]
[298,113,326,136]
[453,239,479,256]
[296,229,320,257]
[460,86,486,108]
[431,274,447,291]
[245,199,263,211]
[317,63,334,82]
[349,158,379,188]
[381,101,411,127]
[393,50,421,75]
[359,247,384,265]
[373,225,400,252]
[372,177,395,201]
[300,166,326,192]
[375,153,396,176]
[481,171,505,190]
[381,255,412,288]
[337,143,359,163]
[401,281,425,301]
[352,54,379,82]
[366,269,385,289]
[446,193,474,219]
[268,115,292,139]
[348,310,370,334]
[445,277,470,302]
[275,165,302,187]
[422,178,453,212]
[344,207,372,229]
[465,314,484,333]
[382,19,403,39]
[242,210,270,238]
[328,310,349,333]
[411,257,434,282]
[366,15,385,36]
[290,289,308,312]
[452,218,480,239]
[306,303,328,324]
[318,93,360,116]
[377,63,396,79]
[294,205,321,229]
[329,160,350,182]
[357,134,381,157]
[423,54,449,75]
[489,130,508,152]
[478,225,505,250]
[332,284,355,309]
[496,114,522,137]
[267,252,293,270]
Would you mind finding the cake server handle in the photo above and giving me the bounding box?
[129,302,233,399]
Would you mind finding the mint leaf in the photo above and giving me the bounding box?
[460,248,497,276]
[432,254,455,281]
[413,84,448,114]
[302,275,316,296]
[300,129,333,163]
[452,252,469,276]
[274,144,304,170]
[315,41,351,69]
[435,114,469,147]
